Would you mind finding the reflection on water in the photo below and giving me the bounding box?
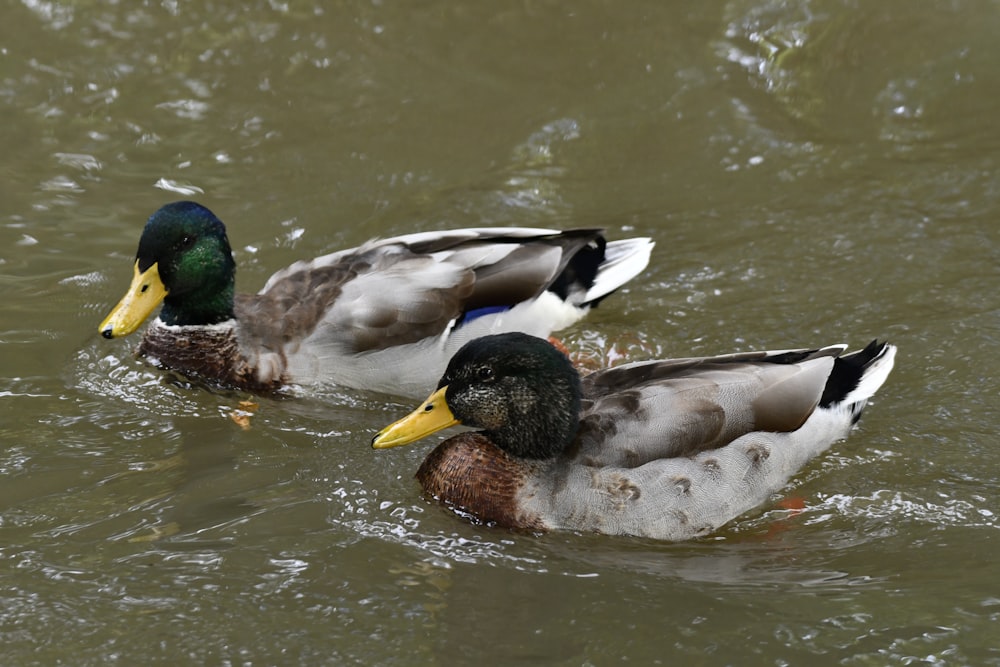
[3,0,1000,664]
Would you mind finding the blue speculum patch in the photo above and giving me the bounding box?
[458,305,510,326]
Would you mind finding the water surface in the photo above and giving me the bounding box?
[2,0,999,664]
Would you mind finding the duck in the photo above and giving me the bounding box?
[372,332,896,540]
[98,201,654,396]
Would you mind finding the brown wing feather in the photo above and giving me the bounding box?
[234,260,362,350]
[572,349,840,468]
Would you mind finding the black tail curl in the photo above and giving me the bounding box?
[819,339,892,418]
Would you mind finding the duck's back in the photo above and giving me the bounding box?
[242,227,653,397]
[519,343,895,540]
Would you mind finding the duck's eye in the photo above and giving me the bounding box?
[476,366,494,381]
[175,235,195,251]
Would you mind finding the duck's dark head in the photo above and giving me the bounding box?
[99,201,237,337]
[373,332,583,460]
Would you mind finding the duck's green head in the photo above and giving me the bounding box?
[373,333,583,460]
[99,201,237,338]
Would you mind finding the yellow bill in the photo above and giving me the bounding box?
[372,386,459,449]
[98,261,168,338]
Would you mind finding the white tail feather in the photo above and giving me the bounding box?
[584,237,655,303]
[843,344,897,406]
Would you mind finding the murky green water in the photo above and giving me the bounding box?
[2,0,999,664]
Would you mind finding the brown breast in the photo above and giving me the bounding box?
[138,323,284,393]
[415,433,546,531]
